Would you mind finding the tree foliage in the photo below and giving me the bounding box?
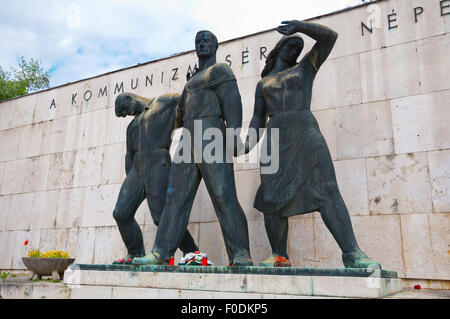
[0,57,50,102]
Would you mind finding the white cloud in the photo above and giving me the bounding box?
[66,3,82,29]
[1,0,365,87]
[191,0,364,41]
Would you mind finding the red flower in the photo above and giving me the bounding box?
[24,240,29,246]
[275,255,287,263]
[414,285,422,290]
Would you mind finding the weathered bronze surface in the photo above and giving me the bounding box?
[113,92,198,259]
[71,263,398,279]
[133,30,253,266]
[115,22,381,270]
[242,20,381,269]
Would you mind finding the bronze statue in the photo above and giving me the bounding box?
[240,20,381,269]
[133,30,253,266]
[113,92,199,260]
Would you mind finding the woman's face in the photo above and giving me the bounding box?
[279,38,303,65]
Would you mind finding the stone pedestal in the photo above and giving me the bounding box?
[63,264,402,299]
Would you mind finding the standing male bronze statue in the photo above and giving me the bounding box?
[113,92,199,260]
[240,20,381,269]
[133,30,253,266]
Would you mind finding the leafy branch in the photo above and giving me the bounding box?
[0,56,50,102]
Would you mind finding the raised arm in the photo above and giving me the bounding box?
[278,20,338,71]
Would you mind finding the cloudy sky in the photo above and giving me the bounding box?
[1,0,366,87]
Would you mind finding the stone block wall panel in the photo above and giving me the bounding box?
[0,0,448,284]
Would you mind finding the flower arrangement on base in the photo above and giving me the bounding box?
[274,255,291,267]
[24,241,71,259]
[112,258,134,265]
[27,250,71,258]
[178,251,212,266]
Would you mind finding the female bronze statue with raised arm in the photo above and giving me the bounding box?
[241,20,381,269]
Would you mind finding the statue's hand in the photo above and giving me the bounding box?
[186,66,199,81]
[277,20,301,36]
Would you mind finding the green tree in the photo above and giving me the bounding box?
[0,57,50,102]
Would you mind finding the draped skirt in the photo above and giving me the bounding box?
[254,110,338,218]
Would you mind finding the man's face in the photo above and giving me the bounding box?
[195,32,217,58]
[115,94,138,117]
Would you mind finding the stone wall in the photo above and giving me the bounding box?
[0,0,449,284]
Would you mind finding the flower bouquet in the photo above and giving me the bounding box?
[112,258,134,265]
[178,251,212,266]
[274,255,291,267]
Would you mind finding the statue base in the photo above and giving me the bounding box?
[63,264,402,298]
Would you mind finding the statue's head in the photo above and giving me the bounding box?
[195,30,218,58]
[261,35,304,78]
[115,93,142,118]
[278,36,304,65]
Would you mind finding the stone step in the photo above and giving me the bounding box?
[0,282,341,299]
[60,264,402,298]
